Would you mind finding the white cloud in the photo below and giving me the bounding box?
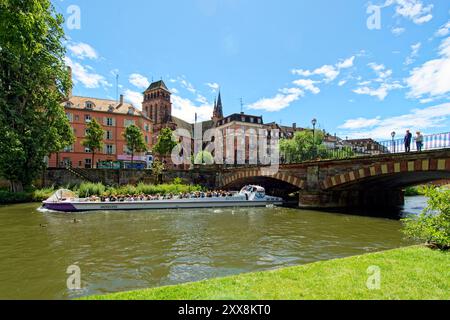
[292,79,320,94]
[436,21,450,37]
[64,57,111,89]
[353,83,402,101]
[391,27,406,36]
[338,80,347,86]
[247,88,304,112]
[352,62,402,100]
[67,42,98,60]
[337,56,355,69]
[171,95,213,123]
[339,102,450,139]
[406,37,450,99]
[205,82,220,92]
[385,0,433,25]
[292,55,355,83]
[124,89,143,108]
[339,117,382,129]
[129,73,150,89]
[404,42,421,65]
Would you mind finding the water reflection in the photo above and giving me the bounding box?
[0,198,423,299]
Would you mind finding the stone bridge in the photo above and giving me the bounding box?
[218,149,450,208]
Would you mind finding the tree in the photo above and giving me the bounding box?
[403,187,450,250]
[280,130,327,163]
[123,124,147,166]
[82,119,104,168]
[193,150,214,165]
[151,159,165,184]
[0,0,74,191]
[153,127,177,164]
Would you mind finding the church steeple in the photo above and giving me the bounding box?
[212,91,224,121]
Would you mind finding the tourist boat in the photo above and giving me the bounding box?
[42,186,284,212]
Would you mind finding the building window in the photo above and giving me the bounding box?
[144,124,150,132]
[106,131,113,140]
[74,115,79,122]
[66,113,73,122]
[106,145,114,155]
[124,119,135,127]
[84,159,92,169]
[85,101,94,109]
[85,147,92,153]
[250,117,254,123]
[257,118,262,124]
[64,145,73,152]
[106,118,114,126]
[85,114,91,123]
[145,135,148,143]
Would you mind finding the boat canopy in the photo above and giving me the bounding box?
[46,189,77,202]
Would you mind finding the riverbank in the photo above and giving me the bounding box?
[86,246,449,300]
[0,181,203,204]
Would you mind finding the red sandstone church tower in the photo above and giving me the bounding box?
[142,80,176,145]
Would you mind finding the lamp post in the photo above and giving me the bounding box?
[391,131,396,153]
[312,118,317,159]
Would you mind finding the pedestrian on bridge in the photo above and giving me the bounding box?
[404,130,412,153]
[415,131,424,152]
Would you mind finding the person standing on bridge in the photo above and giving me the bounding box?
[415,131,424,152]
[404,130,413,152]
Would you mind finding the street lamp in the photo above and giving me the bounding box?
[312,118,317,159]
[391,131,396,153]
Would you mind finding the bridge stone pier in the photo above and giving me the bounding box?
[219,149,450,209]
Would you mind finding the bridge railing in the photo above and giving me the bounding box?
[377,132,450,154]
[280,132,450,164]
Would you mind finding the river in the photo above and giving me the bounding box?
[0,197,426,299]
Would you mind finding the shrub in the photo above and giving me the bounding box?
[172,177,183,185]
[404,185,427,196]
[0,190,31,204]
[403,187,450,250]
[77,182,106,198]
[31,187,55,202]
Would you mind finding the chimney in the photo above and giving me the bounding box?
[119,94,124,106]
[67,66,73,99]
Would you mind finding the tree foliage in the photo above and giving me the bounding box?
[280,130,328,163]
[82,119,104,168]
[0,0,74,191]
[193,150,214,165]
[153,127,177,157]
[280,130,355,163]
[403,187,450,250]
[123,124,147,164]
[151,159,165,185]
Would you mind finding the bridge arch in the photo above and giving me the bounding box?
[322,157,450,191]
[220,168,305,190]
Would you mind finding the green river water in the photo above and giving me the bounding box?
[0,197,426,299]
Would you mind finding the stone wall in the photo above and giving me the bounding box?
[42,167,220,189]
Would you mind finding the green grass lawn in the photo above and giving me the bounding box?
[86,246,450,300]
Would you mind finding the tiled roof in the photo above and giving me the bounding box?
[145,80,170,92]
[65,96,146,118]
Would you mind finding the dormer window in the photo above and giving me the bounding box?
[85,101,95,109]
[128,107,134,115]
[65,101,73,108]
[108,104,115,112]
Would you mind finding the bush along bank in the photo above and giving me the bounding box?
[0,181,204,204]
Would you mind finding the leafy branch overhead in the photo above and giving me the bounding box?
[0,0,74,191]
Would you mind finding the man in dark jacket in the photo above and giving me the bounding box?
[404,130,412,152]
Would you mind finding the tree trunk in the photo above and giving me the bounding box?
[131,152,134,168]
[92,151,95,169]
[10,181,24,193]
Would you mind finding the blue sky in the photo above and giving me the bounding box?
[55,0,450,140]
